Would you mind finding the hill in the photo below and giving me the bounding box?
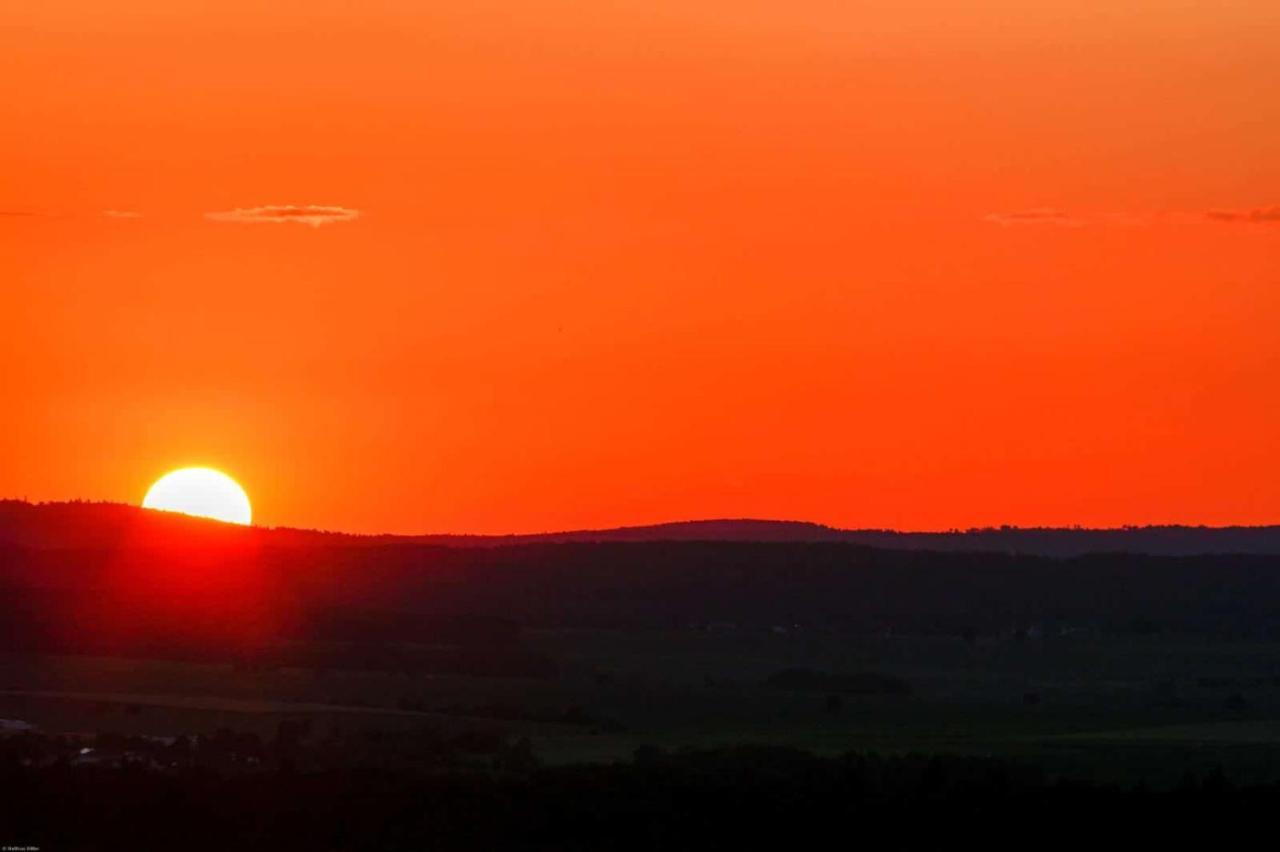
[4,500,1280,556]
[4,500,1280,666]
[406,518,1280,557]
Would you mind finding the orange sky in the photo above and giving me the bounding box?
[3,1,1278,534]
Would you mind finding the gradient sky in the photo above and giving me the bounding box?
[3,1,1278,533]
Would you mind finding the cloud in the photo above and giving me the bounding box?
[205,205,361,227]
[982,209,1165,228]
[1205,206,1280,224]
[982,208,1087,228]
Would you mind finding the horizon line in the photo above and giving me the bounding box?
[5,498,1279,539]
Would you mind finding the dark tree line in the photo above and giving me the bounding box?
[0,744,1275,851]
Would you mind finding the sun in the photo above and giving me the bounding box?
[142,467,252,525]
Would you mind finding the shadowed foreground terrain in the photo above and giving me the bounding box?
[4,502,1280,848]
[3,747,1275,851]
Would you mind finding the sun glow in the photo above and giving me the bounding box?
[142,467,252,525]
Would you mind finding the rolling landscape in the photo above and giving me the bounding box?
[6,0,1278,847]
[8,500,1280,842]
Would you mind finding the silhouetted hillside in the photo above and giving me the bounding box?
[0,499,339,550]
[5,500,1280,665]
[5,500,1280,556]
[408,519,1280,556]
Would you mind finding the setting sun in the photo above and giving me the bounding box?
[5,1,1280,842]
[142,468,252,526]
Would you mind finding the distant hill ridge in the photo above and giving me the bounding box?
[3,499,1280,558]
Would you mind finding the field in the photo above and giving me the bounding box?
[7,628,1280,785]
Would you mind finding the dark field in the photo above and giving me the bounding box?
[7,628,1280,785]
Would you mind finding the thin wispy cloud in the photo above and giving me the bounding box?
[983,208,1236,228]
[982,208,1087,228]
[1205,206,1280,224]
[205,205,362,227]
[2,208,138,220]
